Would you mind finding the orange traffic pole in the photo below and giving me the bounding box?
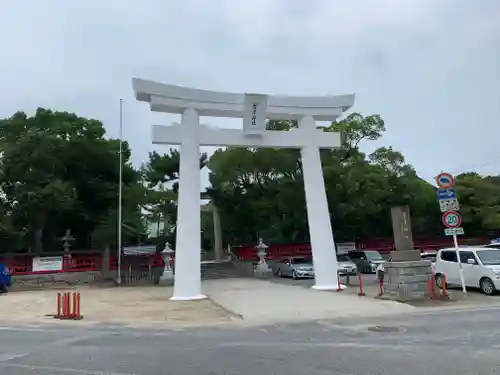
[357,272,366,296]
[63,293,66,317]
[71,292,77,318]
[76,293,81,318]
[336,272,343,292]
[377,277,383,296]
[66,292,71,317]
[57,293,62,317]
[442,274,448,297]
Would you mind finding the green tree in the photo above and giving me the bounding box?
[0,108,144,253]
[206,113,444,245]
[141,149,207,245]
[455,172,500,235]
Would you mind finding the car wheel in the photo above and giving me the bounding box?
[277,269,282,278]
[435,274,444,289]
[292,271,298,280]
[480,277,496,295]
[0,285,7,294]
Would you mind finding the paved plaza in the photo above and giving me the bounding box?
[2,277,500,329]
[1,304,500,374]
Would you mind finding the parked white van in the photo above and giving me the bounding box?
[434,247,500,295]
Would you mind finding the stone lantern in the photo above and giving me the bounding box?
[255,238,271,276]
[160,242,175,281]
[60,229,75,252]
[60,229,75,265]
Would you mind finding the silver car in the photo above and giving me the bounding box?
[337,254,358,275]
[275,257,314,279]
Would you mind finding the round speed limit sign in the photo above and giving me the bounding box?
[442,211,462,228]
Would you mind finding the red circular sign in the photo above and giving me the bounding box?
[436,172,455,189]
[442,211,462,228]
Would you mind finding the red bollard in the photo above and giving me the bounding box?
[377,277,383,296]
[54,292,83,320]
[62,293,66,317]
[57,293,62,317]
[357,272,366,296]
[71,292,77,318]
[53,292,83,320]
[76,293,82,318]
[65,292,70,317]
[336,272,343,292]
[441,274,448,297]
[428,274,437,299]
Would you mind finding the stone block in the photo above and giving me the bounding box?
[390,249,421,261]
[382,260,433,301]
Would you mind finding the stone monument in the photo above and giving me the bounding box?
[384,205,433,301]
[133,78,355,300]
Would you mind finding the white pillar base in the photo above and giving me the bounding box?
[311,284,347,291]
[170,294,207,301]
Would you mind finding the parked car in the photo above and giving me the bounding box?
[434,247,500,295]
[0,263,12,294]
[347,250,385,273]
[275,257,314,279]
[337,254,358,275]
[483,242,500,249]
[421,252,437,262]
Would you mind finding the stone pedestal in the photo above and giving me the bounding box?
[383,261,433,301]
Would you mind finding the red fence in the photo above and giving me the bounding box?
[233,236,493,261]
[0,253,103,275]
[0,252,165,276]
[1,235,493,275]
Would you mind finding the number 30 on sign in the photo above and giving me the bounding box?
[442,211,462,228]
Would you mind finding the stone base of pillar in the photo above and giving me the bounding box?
[311,284,346,291]
[170,294,207,301]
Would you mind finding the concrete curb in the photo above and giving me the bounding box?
[207,296,244,320]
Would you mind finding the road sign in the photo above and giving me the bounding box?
[439,198,460,212]
[442,211,462,228]
[436,188,456,200]
[436,172,455,189]
[445,227,464,236]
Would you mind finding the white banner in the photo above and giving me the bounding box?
[32,256,63,272]
[337,242,356,254]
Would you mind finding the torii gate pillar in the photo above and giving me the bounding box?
[133,78,355,300]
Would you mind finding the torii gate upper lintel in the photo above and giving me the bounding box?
[133,78,355,301]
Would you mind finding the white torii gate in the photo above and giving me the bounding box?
[133,78,355,300]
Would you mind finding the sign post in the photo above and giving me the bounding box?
[436,172,466,295]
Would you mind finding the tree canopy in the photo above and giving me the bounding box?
[0,108,497,254]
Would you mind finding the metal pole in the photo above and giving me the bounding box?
[453,233,467,295]
[117,98,123,285]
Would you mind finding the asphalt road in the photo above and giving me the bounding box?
[1,304,500,375]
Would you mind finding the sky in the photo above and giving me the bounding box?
[1,0,500,184]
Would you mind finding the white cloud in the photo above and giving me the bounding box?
[0,0,499,181]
